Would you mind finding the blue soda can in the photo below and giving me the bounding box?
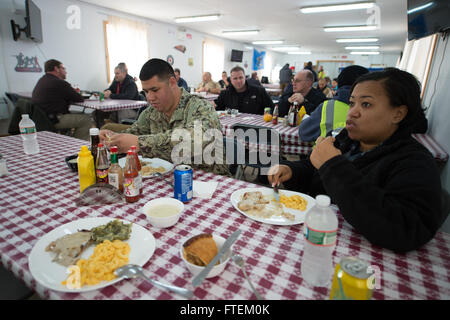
[174,165,193,203]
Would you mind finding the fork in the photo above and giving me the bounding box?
[273,184,280,203]
[232,254,264,300]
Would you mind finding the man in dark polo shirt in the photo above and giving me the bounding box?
[32,59,93,140]
[278,69,326,117]
[214,66,273,114]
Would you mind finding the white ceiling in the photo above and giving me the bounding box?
[82,0,407,54]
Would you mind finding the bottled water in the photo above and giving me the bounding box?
[301,195,338,287]
[19,114,40,155]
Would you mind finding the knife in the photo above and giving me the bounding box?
[191,229,241,287]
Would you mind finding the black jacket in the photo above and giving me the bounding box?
[278,86,326,117]
[283,128,444,253]
[214,81,274,115]
[106,74,139,100]
[31,73,84,115]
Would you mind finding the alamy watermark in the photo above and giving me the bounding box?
[170,121,280,175]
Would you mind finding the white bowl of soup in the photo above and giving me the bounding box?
[142,198,184,228]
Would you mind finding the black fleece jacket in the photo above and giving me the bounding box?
[106,74,139,100]
[283,128,444,253]
[214,82,274,115]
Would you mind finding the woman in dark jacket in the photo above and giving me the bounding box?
[268,68,444,253]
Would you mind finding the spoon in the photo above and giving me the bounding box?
[232,254,264,300]
[114,264,194,299]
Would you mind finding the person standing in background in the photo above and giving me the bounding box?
[279,63,292,93]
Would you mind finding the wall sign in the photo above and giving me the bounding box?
[174,45,186,53]
[14,52,42,72]
[167,55,174,65]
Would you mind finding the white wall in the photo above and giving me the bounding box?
[0,0,283,94]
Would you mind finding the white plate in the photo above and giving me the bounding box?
[28,217,156,293]
[230,187,316,226]
[118,157,174,178]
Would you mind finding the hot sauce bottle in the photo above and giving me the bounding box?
[130,145,143,195]
[95,143,109,183]
[123,150,139,203]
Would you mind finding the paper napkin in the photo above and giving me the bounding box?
[193,180,219,199]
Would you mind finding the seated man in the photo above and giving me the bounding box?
[102,63,140,124]
[278,70,326,117]
[100,58,230,176]
[214,66,273,115]
[298,65,369,142]
[31,59,93,140]
[104,63,139,100]
[247,72,262,87]
[218,71,230,89]
[174,68,188,91]
[196,72,221,94]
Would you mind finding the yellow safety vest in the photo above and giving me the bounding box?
[319,100,349,137]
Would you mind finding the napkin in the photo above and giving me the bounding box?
[193,180,219,199]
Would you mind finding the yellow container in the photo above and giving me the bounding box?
[297,106,307,126]
[77,145,96,193]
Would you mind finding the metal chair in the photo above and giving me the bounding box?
[229,123,281,180]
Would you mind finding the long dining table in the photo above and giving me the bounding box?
[219,113,314,156]
[0,131,449,300]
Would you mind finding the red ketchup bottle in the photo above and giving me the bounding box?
[130,145,143,195]
[123,150,139,203]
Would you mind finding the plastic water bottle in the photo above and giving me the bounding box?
[301,195,338,287]
[19,114,40,155]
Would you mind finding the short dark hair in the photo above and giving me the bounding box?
[139,58,175,82]
[230,66,245,74]
[45,59,62,73]
[350,68,423,131]
[174,68,181,74]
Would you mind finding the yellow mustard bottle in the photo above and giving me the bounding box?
[77,145,96,193]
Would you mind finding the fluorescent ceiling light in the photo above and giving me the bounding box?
[350,51,380,55]
[271,46,301,51]
[222,30,259,36]
[345,46,380,50]
[407,2,434,15]
[244,46,254,50]
[300,1,374,13]
[252,40,284,45]
[324,25,377,32]
[175,14,220,23]
[336,38,379,43]
[288,51,312,55]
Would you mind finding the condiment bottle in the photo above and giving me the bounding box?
[289,101,299,127]
[123,150,139,203]
[108,146,124,193]
[89,128,100,168]
[130,145,143,195]
[95,143,109,183]
[272,105,279,125]
[77,145,96,193]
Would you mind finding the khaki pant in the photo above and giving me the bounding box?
[56,113,94,141]
[100,122,131,133]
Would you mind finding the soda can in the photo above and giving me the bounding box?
[99,92,105,102]
[174,165,193,203]
[329,256,373,300]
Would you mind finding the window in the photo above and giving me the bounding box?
[202,38,224,81]
[397,34,438,98]
[104,16,149,90]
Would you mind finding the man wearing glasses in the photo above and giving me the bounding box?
[31,59,93,140]
[278,70,326,117]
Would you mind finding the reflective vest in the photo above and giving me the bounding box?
[319,100,349,137]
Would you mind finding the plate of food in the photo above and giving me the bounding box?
[28,217,156,293]
[230,187,316,226]
[118,157,174,178]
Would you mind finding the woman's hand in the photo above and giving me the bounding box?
[267,165,293,187]
[310,136,342,169]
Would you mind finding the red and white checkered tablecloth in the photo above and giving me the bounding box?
[1,132,449,300]
[72,99,148,112]
[220,113,314,156]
